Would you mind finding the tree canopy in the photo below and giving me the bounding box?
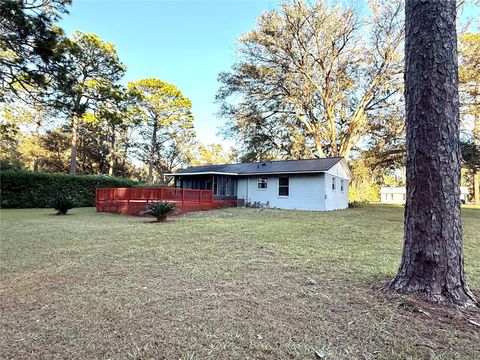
[50,31,126,174]
[0,0,71,102]
[217,0,404,161]
[128,78,195,183]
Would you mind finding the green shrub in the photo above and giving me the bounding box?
[0,170,137,208]
[0,160,22,172]
[53,195,75,215]
[141,201,176,222]
[348,201,364,208]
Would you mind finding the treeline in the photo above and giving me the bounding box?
[0,1,233,184]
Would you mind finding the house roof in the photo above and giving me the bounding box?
[169,157,346,176]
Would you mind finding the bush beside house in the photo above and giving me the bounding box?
[0,170,137,208]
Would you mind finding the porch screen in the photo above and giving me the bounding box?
[214,176,237,197]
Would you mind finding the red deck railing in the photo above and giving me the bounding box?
[96,187,236,216]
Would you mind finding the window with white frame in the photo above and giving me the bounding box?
[257,177,267,189]
[332,177,336,191]
[278,177,289,196]
[340,179,344,192]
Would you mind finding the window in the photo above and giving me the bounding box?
[391,194,394,200]
[278,177,289,196]
[340,180,344,192]
[257,177,267,189]
[403,194,406,201]
[332,177,336,191]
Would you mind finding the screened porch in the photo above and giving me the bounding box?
[174,174,237,200]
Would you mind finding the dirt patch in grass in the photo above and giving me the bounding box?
[1,206,479,359]
[373,281,480,341]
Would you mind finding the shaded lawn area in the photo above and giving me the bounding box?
[0,205,479,359]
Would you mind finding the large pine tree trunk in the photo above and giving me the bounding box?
[388,0,476,307]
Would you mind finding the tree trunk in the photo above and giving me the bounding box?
[147,122,158,184]
[69,113,79,175]
[33,158,43,173]
[312,131,326,158]
[474,112,479,205]
[108,126,116,176]
[474,172,480,205]
[388,0,477,307]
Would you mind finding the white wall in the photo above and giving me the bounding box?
[380,193,405,204]
[237,174,326,211]
[324,162,350,210]
[323,173,349,210]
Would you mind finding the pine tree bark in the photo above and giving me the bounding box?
[388,0,477,307]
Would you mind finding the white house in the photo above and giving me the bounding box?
[168,157,352,211]
[380,186,470,204]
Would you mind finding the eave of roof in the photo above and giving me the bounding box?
[168,157,345,176]
[165,170,335,176]
[165,171,238,176]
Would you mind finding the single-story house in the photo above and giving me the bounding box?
[167,157,352,211]
[380,186,470,204]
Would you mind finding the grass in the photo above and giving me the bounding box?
[0,204,479,359]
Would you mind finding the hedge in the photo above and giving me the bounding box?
[0,170,137,208]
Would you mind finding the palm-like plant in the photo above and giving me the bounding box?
[141,201,176,222]
[53,195,75,215]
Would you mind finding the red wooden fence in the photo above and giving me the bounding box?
[96,187,236,216]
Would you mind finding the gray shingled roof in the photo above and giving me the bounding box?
[172,157,344,175]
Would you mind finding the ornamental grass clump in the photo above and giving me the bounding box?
[53,195,75,215]
[141,201,176,222]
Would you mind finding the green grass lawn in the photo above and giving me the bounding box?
[1,205,479,359]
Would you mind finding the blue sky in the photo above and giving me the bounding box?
[59,1,479,148]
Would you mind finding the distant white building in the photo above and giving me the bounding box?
[380,187,406,203]
[380,186,470,204]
